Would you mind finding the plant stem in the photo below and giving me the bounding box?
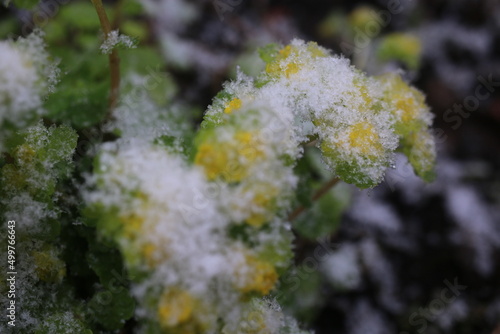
[288,177,340,221]
[90,0,120,112]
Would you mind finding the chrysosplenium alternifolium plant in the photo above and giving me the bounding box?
[0,28,435,333]
[86,40,436,332]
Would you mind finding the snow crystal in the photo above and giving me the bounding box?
[435,299,469,330]
[349,191,402,233]
[346,300,394,334]
[100,30,136,54]
[322,243,362,290]
[445,185,500,276]
[360,238,404,313]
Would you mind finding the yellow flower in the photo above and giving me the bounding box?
[224,98,242,114]
[347,122,383,156]
[194,143,229,180]
[395,95,419,124]
[278,45,294,59]
[195,131,264,183]
[307,42,327,58]
[140,241,170,268]
[266,45,301,77]
[243,185,278,228]
[239,310,270,334]
[157,289,195,328]
[378,73,428,135]
[121,212,145,239]
[285,63,300,78]
[265,62,280,75]
[235,255,278,295]
[348,6,380,35]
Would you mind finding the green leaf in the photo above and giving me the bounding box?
[293,182,351,240]
[86,239,127,289]
[87,287,135,330]
[58,2,101,30]
[10,0,38,9]
[277,265,324,323]
[258,43,279,64]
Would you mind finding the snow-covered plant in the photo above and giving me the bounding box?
[0,2,436,333]
[85,40,436,333]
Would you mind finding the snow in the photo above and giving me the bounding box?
[322,243,362,290]
[100,30,136,54]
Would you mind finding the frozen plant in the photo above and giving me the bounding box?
[0,2,438,332]
[86,40,436,333]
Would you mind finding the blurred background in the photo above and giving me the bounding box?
[1,0,499,333]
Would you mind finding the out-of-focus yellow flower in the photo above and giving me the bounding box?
[224,98,242,114]
[239,310,270,334]
[378,73,429,135]
[307,42,328,58]
[279,45,295,59]
[235,255,278,295]
[377,33,422,70]
[121,212,145,239]
[157,289,195,328]
[195,143,229,180]
[243,185,278,228]
[348,6,380,35]
[285,63,300,78]
[264,42,327,78]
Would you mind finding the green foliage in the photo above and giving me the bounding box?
[6,0,38,9]
[293,184,350,240]
[376,33,422,70]
[35,312,93,334]
[278,266,324,324]
[87,287,135,330]
[258,43,279,63]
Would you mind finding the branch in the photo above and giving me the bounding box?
[288,177,340,221]
[90,0,120,112]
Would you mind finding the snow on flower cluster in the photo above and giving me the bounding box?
[205,39,435,187]
[86,139,299,333]
[86,39,436,333]
[0,30,59,152]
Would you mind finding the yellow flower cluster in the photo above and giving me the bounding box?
[157,289,195,327]
[265,42,328,78]
[347,122,384,156]
[235,254,279,295]
[195,130,265,183]
[89,38,436,334]
[224,98,242,114]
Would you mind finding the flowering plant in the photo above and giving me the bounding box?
[0,2,435,333]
